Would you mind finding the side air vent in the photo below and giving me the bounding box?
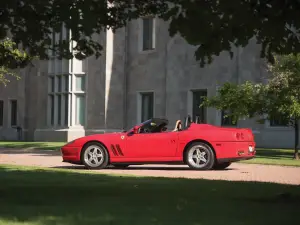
[115,144,124,156]
[110,144,124,156]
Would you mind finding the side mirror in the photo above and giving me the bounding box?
[132,126,139,134]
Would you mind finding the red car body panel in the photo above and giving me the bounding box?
[61,121,256,165]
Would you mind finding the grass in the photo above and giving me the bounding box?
[0,164,299,225]
[0,141,64,150]
[242,148,300,167]
[0,141,300,167]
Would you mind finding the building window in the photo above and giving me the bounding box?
[48,24,87,128]
[142,17,155,51]
[49,95,55,125]
[140,92,154,122]
[192,90,207,123]
[0,100,3,126]
[48,25,70,127]
[270,115,289,127]
[74,74,86,126]
[75,95,85,125]
[221,110,236,126]
[48,74,72,127]
[75,75,86,91]
[10,100,17,126]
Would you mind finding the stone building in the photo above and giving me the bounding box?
[0,17,294,148]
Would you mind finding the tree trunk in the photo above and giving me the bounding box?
[294,120,299,160]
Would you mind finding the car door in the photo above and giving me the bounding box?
[126,131,179,159]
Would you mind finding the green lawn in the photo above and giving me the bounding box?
[242,148,300,167]
[0,141,64,150]
[0,164,299,225]
[1,141,300,167]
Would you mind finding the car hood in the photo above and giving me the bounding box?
[86,132,124,138]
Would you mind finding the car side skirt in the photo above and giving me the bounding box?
[63,156,255,166]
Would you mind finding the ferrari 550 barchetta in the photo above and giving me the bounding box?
[61,116,256,170]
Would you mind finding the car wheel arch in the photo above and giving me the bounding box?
[80,141,111,162]
[182,139,216,163]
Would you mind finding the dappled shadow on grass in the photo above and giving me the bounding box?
[0,165,300,225]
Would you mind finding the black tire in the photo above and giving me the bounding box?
[184,142,215,170]
[113,164,130,169]
[213,162,231,170]
[81,142,109,169]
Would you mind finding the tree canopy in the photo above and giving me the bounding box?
[1,0,300,70]
[0,38,32,85]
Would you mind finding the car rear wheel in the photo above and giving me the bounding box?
[185,142,215,170]
[213,162,231,170]
[81,142,109,169]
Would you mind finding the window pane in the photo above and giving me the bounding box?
[10,100,17,126]
[49,77,55,92]
[141,93,154,122]
[64,75,69,92]
[0,100,3,126]
[75,76,86,91]
[270,115,288,126]
[192,90,207,123]
[57,76,62,92]
[57,95,61,125]
[76,95,85,125]
[143,18,154,50]
[50,95,54,125]
[62,59,69,74]
[64,94,69,126]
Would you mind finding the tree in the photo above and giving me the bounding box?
[265,53,300,160]
[202,53,300,160]
[0,0,167,66]
[164,0,300,67]
[0,38,32,86]
[1,0,300,75]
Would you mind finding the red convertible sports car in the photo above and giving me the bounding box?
[61,116,256,170]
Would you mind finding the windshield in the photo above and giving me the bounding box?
[123,119,151,133]
[140,119,152,126]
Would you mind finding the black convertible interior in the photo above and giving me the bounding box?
[137,115,198,134]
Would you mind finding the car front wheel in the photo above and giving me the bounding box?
[185,142,215,170]
[81,142,109,169]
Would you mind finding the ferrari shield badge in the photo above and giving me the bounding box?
[121,135,125,140]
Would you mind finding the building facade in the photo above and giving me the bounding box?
[0,17,295,148]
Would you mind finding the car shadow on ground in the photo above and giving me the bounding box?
[52,165,236,171]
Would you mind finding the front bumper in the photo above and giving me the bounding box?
[60,146,81,163]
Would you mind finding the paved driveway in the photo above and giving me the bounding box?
[1,149,300,185]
